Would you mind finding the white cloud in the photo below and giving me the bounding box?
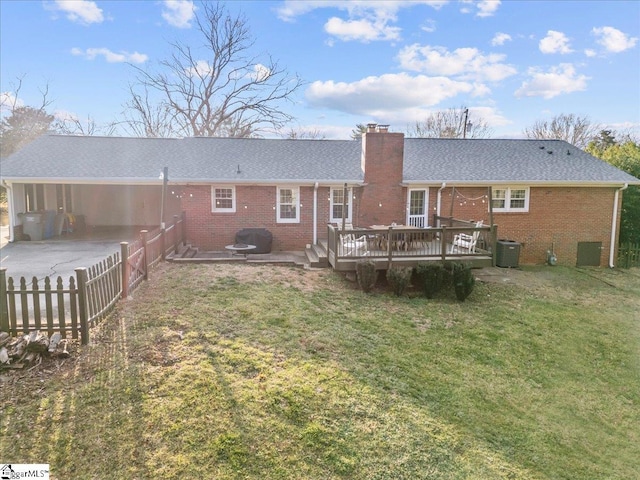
[584,49,597,58]
[161,0,196,29]
[324,16,401,42]
[476,0,501,17]
[252,64,272,82]
[460,0,500,17]
[276,1,448,22]
[71,47,148,64]
[49,0,104,25]
[397,44,517,82]
[305,73,475,118]
[52,109,78,122]
[591,26,638,53]
[421,19,437,33]
[0,92,24,113]
[185,60,213,77]
[276,1,447,43]
[539,30,573,54]
[515,64,588,99]
[491,32,511,46]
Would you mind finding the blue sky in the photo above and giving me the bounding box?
[1,0,639,140]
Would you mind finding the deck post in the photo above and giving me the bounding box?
[491,224,498,267]
[441,226,448,262]
[387,227,393,270]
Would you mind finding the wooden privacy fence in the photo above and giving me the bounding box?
[1,213,185,344]
[618,242,640,268]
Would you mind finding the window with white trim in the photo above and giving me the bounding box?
[211,186,236,212]
[492,187,529,212]
[330,187,352,223]
[277,186,300,223]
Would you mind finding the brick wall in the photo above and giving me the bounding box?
[436,186,619,266]
[178,134,621,266]
[180,184,333,251]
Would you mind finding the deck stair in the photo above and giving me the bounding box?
[305,241,329,268]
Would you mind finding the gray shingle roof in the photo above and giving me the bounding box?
[1,134,637,186]
[403,138,639,184]
[0,135,362,184]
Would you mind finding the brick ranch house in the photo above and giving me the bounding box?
[1,126,638,267]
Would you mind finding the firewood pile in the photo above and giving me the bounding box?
[0,331,73,370]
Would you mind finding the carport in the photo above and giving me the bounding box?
[0,135,183,244]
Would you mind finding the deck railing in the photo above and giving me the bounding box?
[328,220,495,269]
[1,213,186,344]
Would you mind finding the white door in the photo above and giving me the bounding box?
[407,189,428,227]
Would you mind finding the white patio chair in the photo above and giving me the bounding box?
[340,233,368,256]
[452,221,483,253]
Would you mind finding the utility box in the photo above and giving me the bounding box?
[496,239,521,268]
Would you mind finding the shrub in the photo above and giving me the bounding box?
[452,263,475,301]
[415,263,445,299]
[386,267,412,296]
[356,259,378,293]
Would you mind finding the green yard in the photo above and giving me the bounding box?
[1,264,639,479]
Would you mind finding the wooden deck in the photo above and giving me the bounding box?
[324,223,496,271]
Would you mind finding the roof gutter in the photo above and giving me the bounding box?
[609,183,628,268]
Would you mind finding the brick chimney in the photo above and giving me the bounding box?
[357,124,405,226]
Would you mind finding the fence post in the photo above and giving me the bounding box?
[161,227,166,261]
[181,211,187,247]
[76,267,90,345]
[121,242,129,299]
[141,230,149,281]
[0,268,9,332]
[173,215,180,254]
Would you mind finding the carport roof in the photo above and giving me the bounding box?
[1,133,638,186]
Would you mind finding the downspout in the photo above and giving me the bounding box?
[609,183,628,268]
[313,182,318,245]
[2,180,15,243]
[436,182,446,222]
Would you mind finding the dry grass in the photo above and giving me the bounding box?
[1,264,639,479]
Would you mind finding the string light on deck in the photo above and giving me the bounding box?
[454,192,488,206]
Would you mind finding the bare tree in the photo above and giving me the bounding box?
[122,2,302,138]
[1,76,55,157]
[406,107,493,139]
[115,86,178,138]
[53,114,117,137]
[282,128,325,140]
[523,113,600,149]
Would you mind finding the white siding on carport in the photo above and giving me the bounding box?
[75,184,174,226]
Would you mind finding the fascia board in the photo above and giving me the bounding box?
[401,180,640,187]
